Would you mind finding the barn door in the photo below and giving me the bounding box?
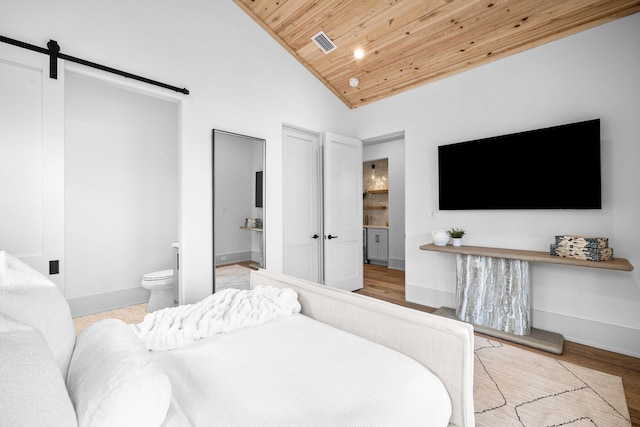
[0,43,65,292]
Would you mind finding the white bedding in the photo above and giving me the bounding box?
[153,313,452,427]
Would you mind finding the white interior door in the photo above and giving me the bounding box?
[282,126,322,283]
[323,132,363,291]
[0,44,65,292]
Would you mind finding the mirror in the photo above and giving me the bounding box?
[212,129,265,293]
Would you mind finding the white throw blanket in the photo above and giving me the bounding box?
[132,285,301,351]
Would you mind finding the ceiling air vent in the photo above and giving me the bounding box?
[311,31,337,54]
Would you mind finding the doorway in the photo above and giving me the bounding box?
[363,132,405,272]
[65,70,180,314]
[363,158,389,266]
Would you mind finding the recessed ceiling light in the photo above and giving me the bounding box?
[354,48,364,59]
[349,77,360,88]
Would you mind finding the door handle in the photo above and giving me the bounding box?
[312,234,319,239]
[327,235,338,239]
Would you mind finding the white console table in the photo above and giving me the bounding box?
[419,243,634,354]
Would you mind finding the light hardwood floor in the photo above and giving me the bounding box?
[357,263,640,426]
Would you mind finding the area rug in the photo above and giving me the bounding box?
[474,337,631,427]
[215,264,251,291]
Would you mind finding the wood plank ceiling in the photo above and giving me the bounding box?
[233,0,640,109]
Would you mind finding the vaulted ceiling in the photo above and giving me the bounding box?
[233,0,640,109]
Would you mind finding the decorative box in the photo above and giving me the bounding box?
[554,235,608,249]
[245,218,262,228]
[550,244,613,261]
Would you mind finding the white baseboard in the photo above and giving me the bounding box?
[405,283,456,310]
[68,287,150,318]
[532,309,640,358]
[216,251,251,266]
[405,283,640,358]
[388,257,405,270]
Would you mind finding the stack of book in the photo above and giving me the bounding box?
[550,235,613,261]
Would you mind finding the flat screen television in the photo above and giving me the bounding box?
[255,171,263,208]
[438,119,601,210]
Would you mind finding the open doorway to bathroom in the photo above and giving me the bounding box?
[65,70,180,316]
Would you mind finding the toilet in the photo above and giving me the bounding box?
[141,269,176,312]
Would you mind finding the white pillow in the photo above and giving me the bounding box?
[67,319,172,427]
[0,312,78,427]
[0,251,76,379]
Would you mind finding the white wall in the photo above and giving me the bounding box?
[363,135,406,270]
[65,71,179,315]
[0,0,354,306]
[352,13,640,357]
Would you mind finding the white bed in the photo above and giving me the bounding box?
[0,251,475,427]
[155,314,451,426]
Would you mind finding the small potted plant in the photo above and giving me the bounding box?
[448,228,466,247]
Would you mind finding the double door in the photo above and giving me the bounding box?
[282,126,363,291]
